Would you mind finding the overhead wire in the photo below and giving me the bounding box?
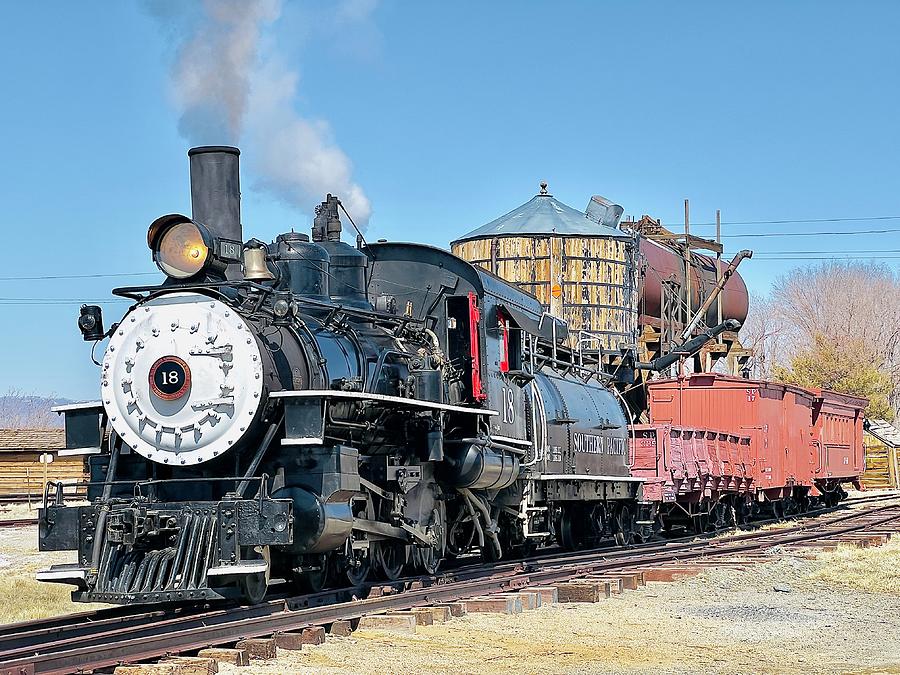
[0,272,157,281]
[685,215,900,227]
[719,227,900,239]
[3,210,900,306]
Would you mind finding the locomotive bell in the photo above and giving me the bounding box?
[242,245,274,280]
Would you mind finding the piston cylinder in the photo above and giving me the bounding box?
[273,486,354,554]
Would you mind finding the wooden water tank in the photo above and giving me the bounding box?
[451,187,637,352]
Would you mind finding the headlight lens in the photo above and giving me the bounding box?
[273,299,290,317]
[154,221,209,279]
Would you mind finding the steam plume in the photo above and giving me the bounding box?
[147,0,372,225]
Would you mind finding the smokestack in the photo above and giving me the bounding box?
[188,146,242,242]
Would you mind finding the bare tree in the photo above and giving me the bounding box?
[0,390,63,429]
[766,261,900,413]
[739,292,789,379]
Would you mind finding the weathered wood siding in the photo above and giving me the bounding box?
[863,433,899,489]
[453,235,637,350]
[0,451,87,499]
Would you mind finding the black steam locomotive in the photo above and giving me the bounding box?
[38,147,726,605]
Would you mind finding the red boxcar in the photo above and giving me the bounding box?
[631,425,752,500]
[810,389,865,494]
[645,374,866,509]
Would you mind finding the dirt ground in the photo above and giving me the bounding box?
[218,541,900,675]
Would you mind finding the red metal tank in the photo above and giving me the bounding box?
[646,374,816,500]
[639,238,749,327]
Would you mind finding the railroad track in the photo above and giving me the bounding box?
[0,519,38,530]
[1,496,897,675]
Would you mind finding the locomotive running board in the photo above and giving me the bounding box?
[272,390,499,447]
[271,390,499,415]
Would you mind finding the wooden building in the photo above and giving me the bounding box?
[863,419,900,489]
[0,428,87,501]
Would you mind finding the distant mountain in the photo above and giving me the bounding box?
[0,393,74,428]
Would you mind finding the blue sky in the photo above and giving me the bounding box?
[1,1,899,401]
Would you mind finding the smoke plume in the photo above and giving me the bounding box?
[147,0,372,225]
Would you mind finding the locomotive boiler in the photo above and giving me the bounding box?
[38,147,661,605]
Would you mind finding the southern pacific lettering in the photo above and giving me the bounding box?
[573,432,627,456]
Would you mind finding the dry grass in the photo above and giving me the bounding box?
[0,565,96,623]
[0,525,107,623]
[809,536,900,595]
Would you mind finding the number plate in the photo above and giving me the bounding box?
[218,239,242,262]
[149,355,191,400]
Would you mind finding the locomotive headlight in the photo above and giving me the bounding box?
[148,213,243,281]
[273,298,290,318]
[154,221,210,279]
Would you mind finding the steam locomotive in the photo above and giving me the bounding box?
[42,146,724,605]
[41,146,849,607]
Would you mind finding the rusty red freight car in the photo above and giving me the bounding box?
[630,424,753,530]
[644,373,865,518]
[810,389,866,503]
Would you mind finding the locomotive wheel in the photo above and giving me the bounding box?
[373,540,407,581]
[558,508,583,551]
[237,545,269,605]
[412,503,447,575]
[613,504,635,547]
[371,497,408,580]
[341,542,372,587]
[294,554,328,593]
[240,571,268,605]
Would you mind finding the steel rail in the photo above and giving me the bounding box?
[0,519,38,529]
[1,501,896,675]
[1,493,895,657]
[421,492,900,580]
